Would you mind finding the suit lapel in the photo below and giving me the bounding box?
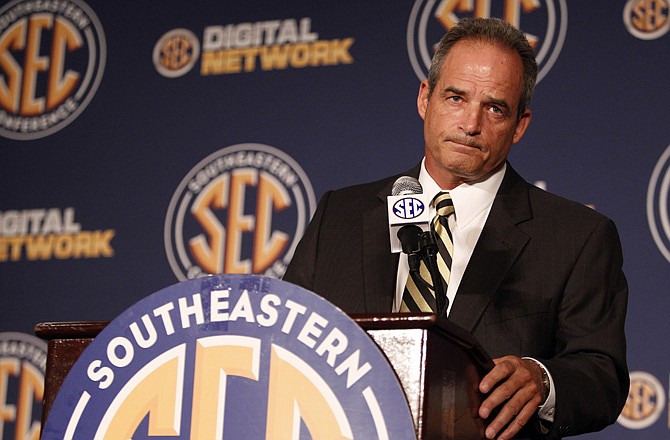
[447,165,533,332]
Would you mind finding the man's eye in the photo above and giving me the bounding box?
[448,96,462,102]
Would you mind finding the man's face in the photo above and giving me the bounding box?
[418,39,532,189]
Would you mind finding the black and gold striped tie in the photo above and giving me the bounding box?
[400,191,454,313]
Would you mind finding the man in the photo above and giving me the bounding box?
[283,18,628,439]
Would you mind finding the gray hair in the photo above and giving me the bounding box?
[427,17,538,120]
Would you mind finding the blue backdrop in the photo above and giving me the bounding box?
[1,1,669,438]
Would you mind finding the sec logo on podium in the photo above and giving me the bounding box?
[41,274,416,439]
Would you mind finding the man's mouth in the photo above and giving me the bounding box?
[445,137,484,151]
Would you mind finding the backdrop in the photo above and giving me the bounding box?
[1,1,669,438]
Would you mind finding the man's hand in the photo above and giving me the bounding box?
[478,356,546,439]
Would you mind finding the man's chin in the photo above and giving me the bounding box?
[426,160,483,185]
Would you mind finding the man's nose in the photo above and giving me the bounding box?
[460,105,482,136]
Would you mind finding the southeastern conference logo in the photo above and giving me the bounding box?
[393,197,425,219]
[165,144,316,281]
[623,0,670,40]
[0,0,106,140]
[153,18,354,78]
[153,28,201,78]
[618,371,666,429]
[41,275,416,439]
[407,0,568,83]
[0,332,47,439]
[647,144,670,264]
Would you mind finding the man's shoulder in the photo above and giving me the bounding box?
[521,184,623,248]
[527,183,608,221]
[505,165,611,223]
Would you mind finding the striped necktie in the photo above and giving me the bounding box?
[400,191,454,313]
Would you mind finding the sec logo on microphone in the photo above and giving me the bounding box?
[393,197,425,220]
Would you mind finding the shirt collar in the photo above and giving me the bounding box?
[418,159,506,228]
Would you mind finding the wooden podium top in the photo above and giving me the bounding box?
[34,320,109,339]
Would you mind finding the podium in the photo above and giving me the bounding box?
[36,314,493,439]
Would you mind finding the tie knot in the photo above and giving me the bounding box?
[433,191,454,217]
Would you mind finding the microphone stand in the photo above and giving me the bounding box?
[397,224,425,286]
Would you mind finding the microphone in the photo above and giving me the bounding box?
[387,176,431,253]
[391,175,422,196]
[388,176,448,315]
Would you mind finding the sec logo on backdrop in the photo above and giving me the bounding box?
[623,0,670,40]
[164,144,316,281]
[41,274,417,439]
[618,371,666,430]
[647,144,670,264]
[153,28,201,78]
[0,0,106,140]
[0,332,47,439]
[407,0,567,83]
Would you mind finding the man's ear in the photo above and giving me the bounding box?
[512,108,532,144]
[417,80,430,120]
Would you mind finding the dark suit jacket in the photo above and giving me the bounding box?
[283,163,629,439]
